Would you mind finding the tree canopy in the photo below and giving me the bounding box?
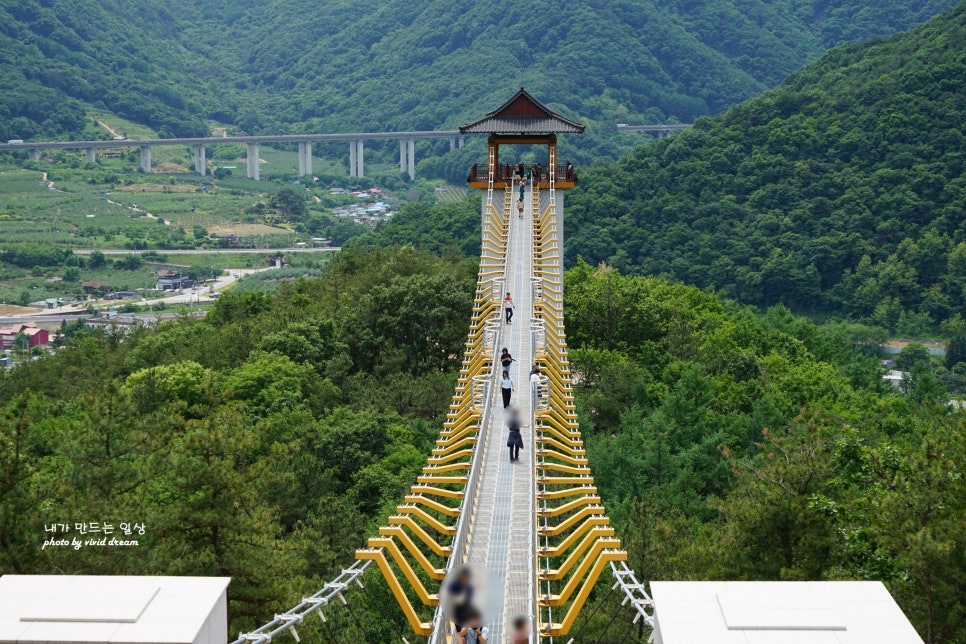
[565,262,965,643]
[565,4,966,332]
[0,0,956,158]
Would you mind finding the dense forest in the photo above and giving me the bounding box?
[1,247,961,641]
[0,1,212,140]
[0,246,478,639]
[565,4,966,332]
[565,263,964,643]
[1,0,958,160]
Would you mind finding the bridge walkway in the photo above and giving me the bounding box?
[466,180,536,643]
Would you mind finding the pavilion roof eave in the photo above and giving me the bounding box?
[459,88,585,135]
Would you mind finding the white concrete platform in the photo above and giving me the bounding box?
[650,581,923,644]
[0,575,230,644]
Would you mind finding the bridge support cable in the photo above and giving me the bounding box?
[229,560,370,644]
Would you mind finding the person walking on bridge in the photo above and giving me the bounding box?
[500,348,514,370]
[461,609,489,644]
[504,293,514,324]
[447,567,476,643]
[519,181,525,201]
[530,365,543,400]
[501,370,515,408]
[509,615,531,643]
[517,198,524,219]
[506,408,528,462]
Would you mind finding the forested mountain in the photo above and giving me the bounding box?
[567,3,966,331]
[1,0,957,155]
[0,246,478,639]
[565,263,964,643]
[0,1,213,141]
[1,248,960,641]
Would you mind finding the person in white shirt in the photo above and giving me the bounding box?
[501,370,514,408]
[529,365,542,400]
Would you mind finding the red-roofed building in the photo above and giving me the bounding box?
[0,322,49,347]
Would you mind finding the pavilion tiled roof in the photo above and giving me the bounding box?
[459,88,585,135]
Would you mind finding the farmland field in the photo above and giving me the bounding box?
[0,138,459,305]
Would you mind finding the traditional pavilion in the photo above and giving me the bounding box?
[461,88,584,189]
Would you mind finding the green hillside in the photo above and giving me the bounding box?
[0,1,212,141]
[2,247,961,641]
[566,264,964,643]
[567,3,966,331]
[1,0,957,159]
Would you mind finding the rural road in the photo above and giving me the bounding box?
[0,312,197,325]
[4,267,275,322]
[72,247,341,255]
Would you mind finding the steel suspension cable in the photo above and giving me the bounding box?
[591,596,626,644]
[345,597,379,642]
[617,612,640,643]
[563,581,618,644]
[360,577,410,643]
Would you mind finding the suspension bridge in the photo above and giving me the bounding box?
[228,89,654,644]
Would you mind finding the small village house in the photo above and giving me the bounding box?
[0,322,49,348]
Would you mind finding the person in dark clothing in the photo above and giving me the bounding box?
[501,370,514,408]
[447,567,475,640]
[519,182,525,201]
[500,348,514,370]
[506,408,528,462]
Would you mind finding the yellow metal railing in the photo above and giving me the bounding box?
[356,187,512,636]
[530,186,629,638]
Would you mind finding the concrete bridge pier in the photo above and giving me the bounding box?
[356,139,364,177]
[139,146,152,173]
[193,145,206,176]
[459,135,465,148]
[399,138,415,180]
[297,141,312,177]
[406,138,414,180]
[349,140,357,178]
[28,149,40,162]
[85,148,96,164]
[246,143,260,180]
[450,137,456,151]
